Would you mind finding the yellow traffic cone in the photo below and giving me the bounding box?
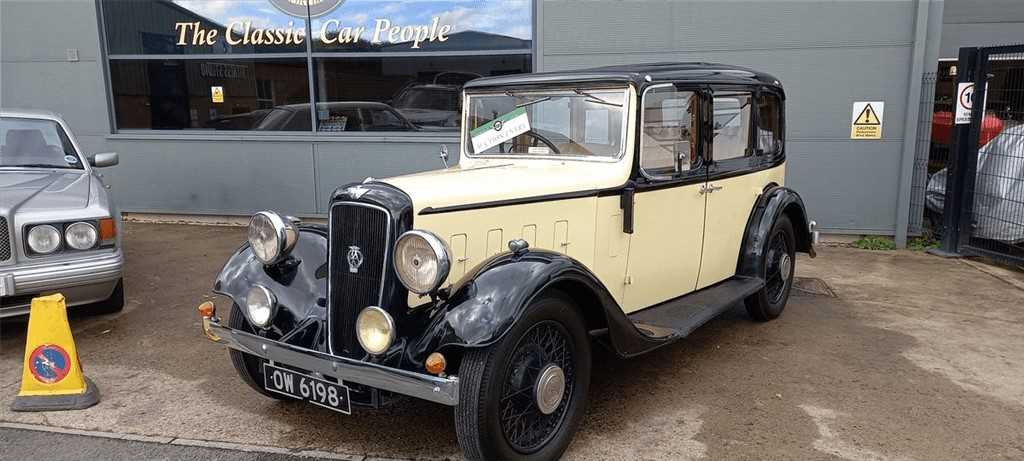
[10,293,100,411]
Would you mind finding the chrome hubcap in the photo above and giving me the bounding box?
[779,253,792,281]
[535,364,566,415]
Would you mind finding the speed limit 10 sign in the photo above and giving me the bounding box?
[955,82,974,125]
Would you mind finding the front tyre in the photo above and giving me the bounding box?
[455,292,591,461]
[745,215,797,321]
[227,303,294,401]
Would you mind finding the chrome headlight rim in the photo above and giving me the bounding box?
[64,221,99,251]
[26,224,62,255]
[356,306,396,355]
[244,284,277,329]
[248,211,298,265]
[393,229,451,295]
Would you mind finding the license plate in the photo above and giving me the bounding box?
[263,363,351,414]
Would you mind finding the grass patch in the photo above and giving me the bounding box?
[907,236,939,251]
[852,235,896,250]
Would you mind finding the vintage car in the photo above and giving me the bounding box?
[0,109,123,318]
[198,63,817,460]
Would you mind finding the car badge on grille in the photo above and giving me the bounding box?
[347,246,364,273]
[346,186,370,199]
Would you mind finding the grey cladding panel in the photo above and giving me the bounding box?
[0,61,112,136]
[313,141,460,213]
[542,1,915,56]
[943,0,1024,24]
[0,0,102,62]
[93,137,317,215]
[544,47,913,142]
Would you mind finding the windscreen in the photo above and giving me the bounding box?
[0,117,83,169]
[465,87,628,158]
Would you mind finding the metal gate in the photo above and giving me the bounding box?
[937,44,1024,266]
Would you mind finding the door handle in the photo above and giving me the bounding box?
[699,184,724,195]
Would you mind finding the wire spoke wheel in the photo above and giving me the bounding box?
[765,231,792,305]
[498,320,575,453]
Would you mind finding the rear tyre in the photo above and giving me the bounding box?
[455,292,592,461]
[227,303,294,401]
[745,215,796,321]
[86,279,125,315]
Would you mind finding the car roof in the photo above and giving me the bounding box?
[463,62,782,92]
[0,108,64,121]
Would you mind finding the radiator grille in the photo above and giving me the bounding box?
[329,202,391,356]
[0,217,11,262]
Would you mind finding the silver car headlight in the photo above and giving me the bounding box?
[245,285,277,328]
[65,222,98,250]
[356,306,395,355]
[248,211,297,265]
[27,224,62,254]
[393,230,450,295]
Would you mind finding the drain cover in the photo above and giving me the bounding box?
[792,277,836,297]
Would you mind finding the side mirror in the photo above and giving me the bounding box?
[89,152,119,168]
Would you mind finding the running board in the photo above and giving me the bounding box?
[628,276,765,340]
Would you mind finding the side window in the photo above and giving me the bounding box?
[712,91,752,161]
[756,93,783,155]
[641,86,700,178]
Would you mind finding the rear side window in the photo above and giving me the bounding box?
[712,92,753,161]
[641,86,700,178]
[757,93,783,155]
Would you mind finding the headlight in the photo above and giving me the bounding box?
[356,306,395,355]
[393,230,450,295]
[248,211,297,265]
[245,285,276,328]
[27,225,61,254]
[65,222,98,250]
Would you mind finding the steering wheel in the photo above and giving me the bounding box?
[500,130,561,155]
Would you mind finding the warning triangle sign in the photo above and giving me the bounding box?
[854,104,881,126]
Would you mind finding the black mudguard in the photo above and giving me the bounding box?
[407,249,671,364]
[736,186,815,279]
[212,225,330,352]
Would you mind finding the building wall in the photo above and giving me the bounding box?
[537,0,931,234]
[940,0,1024,58]
[1,0,953,234]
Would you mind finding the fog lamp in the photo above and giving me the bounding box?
[245,285,277,328]
[356,306,395,355]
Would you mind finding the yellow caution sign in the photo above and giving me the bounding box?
[211,86,224,103]
[11,294,100,412]
[850,101,884,139]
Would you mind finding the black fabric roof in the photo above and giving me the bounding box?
[464,62,781,91]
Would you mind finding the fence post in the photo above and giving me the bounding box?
[936,47,979,255]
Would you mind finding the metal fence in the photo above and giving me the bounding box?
[937,44,1024,267]
[909,72,937,236]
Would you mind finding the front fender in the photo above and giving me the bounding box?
[737,186,815,278]
[212,225,329,351]
[408,249,670,363]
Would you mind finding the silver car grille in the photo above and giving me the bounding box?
[0,216,11,262]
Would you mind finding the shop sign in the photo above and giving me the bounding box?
[269,0,345,18]
[850,101,883,140]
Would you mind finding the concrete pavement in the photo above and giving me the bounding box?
[1,223,1023,460]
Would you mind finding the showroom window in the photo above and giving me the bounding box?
[100,0,533,133]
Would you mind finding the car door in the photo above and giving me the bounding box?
[622,85,709,313]
[696,88,777,289]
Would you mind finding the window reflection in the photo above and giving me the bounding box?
[110,59,310,130]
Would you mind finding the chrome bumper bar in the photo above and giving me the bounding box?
[202,317,459,406]
[10,251,123,293]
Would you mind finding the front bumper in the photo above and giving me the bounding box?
[202,316,460,406]
[1,251,123,316]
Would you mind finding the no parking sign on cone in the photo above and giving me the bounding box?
[11,293,100,411]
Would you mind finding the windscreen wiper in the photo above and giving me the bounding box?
[573,89,622,107]
[512,95,552,108]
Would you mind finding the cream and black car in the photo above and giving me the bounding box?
[198,63,817,460]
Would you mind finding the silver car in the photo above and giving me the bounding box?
[0,109,124,318]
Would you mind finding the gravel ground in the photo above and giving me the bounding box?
[1,223,1023,460]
